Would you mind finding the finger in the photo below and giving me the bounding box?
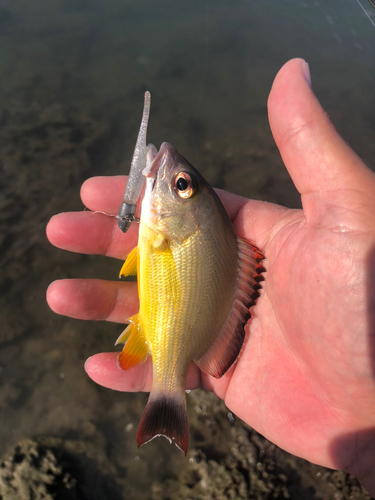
[82,176,251,221]
[268,58,375,198]
[85,353,202,392]
[46,211,138,259]
[200,364,236,401]
[81,177,291,250]
[47,279,138,322]
[48,183,291,259]
[80,175,127,213]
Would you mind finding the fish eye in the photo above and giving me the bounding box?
[174,172,195,199]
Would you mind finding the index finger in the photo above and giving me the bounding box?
[46,211,138,260]
[47,176,288,259]
[80,175,250,222]
[82,175,290,250]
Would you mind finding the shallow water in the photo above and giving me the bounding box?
[0,0,374,498]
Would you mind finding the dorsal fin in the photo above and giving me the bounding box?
[194,237,265,378]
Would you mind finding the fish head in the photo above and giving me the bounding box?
[142,142,228,242]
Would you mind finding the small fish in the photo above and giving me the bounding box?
[116,132,265,452]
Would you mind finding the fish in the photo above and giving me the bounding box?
[116,140,265,454]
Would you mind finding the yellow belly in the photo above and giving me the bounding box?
[138,221,237,391]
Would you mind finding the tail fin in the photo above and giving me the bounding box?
[137,390,189,454]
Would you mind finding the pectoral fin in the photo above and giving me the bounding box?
[195,237,265,378]
[119,246,139,277]
[116,314,150,370]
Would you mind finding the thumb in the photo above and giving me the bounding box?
[267,59,375,206]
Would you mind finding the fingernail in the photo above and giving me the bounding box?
[302,61,312,88]
[84,356,92,371]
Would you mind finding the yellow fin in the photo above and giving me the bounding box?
[114,315,136,346]
[116,314,150,370]
[119,246,138,277]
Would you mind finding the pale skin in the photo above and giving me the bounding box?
[46,59,375,494]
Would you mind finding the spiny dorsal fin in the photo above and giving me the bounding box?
[119,246,138,278]
[194,237,265,378]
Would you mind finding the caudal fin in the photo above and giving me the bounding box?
[137,390,189,454]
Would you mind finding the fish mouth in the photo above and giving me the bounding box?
[141,142,177,225]
[142,142,177,180]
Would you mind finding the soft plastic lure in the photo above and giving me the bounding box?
[117,91,151,232]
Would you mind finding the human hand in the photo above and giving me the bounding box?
[46,59,375,494]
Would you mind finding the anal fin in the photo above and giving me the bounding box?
[137,390,188,454]
[116,314,150,370]
[195,237,265,379]
[119,246,138,277]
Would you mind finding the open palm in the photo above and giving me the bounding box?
[47,59,375,492]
